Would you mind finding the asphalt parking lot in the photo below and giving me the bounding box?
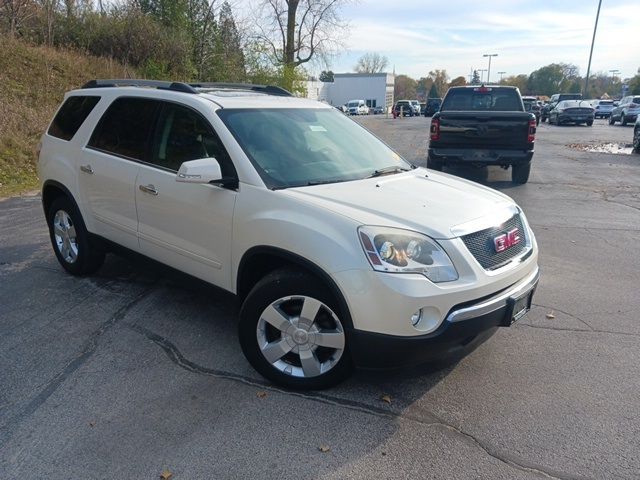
[1,116,639,479]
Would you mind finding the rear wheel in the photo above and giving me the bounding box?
[586,120,593,126]
[427,155,444,171]
[47,197,105,275]
[512,162,531,184]
[621,113,627,126]
[239,269,353,389]
[633,128,640,153]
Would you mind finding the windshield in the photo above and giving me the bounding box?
[347,101,359,107]
[441,88,524,111]
[217,108,410,189]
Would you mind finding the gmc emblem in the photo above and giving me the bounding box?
[494,228,521,253]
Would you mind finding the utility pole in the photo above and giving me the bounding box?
[479,69,487,83]
[483,53,498,84]
[584,0,602,96]
[498,71,506,82]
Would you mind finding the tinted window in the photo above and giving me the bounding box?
[48,96,100,141]
[88,97,160,161]
[151,103,236,177]
[442,88,523,111]
[633,97,640,104]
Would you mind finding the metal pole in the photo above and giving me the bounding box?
[498,71,506,82]
[483,54,498,84]
[584,0,602,97]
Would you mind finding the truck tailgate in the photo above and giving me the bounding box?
[437,111,532,149]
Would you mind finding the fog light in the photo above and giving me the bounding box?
[411,309,423,326]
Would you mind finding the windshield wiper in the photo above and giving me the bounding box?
[366,166,411,178]
[306,178,351,186]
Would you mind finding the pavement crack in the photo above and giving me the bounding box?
[518,323,640,338]
[0,286,154,447]
[128,323,583,480]
[531,303,594,331]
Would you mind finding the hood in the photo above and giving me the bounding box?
[285,169,515,239]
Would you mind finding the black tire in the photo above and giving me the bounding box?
[47,196,105,275]
[512,162,531,184]
[609,115,616,125]
[633,128,640,153]
[621,113,627,126]
[586,120,593,126]
[239,268,354,390]
[427,155,444,171]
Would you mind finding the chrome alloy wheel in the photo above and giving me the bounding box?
[53,210,78,263]
[256,296,345,378]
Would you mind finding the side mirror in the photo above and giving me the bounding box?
[176,158,222,184]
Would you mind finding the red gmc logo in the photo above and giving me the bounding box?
[494,228,521,253]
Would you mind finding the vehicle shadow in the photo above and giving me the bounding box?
[443,164,521,191]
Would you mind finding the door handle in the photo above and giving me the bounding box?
[139,184,158,196]
[80,164,93,174]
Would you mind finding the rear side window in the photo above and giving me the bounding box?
[88,97,160,161]
[442,88,523,112]
[48,96,100,141]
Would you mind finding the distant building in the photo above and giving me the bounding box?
[302,73,395,110]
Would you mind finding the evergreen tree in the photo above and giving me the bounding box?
[471,70,481,84]
[214,2,245,82]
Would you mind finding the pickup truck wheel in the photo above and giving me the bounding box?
[633,128,640,153]
[239,268,353,390]
[47,197,105,275]
[427,155,443,171]
[512,162,531,184]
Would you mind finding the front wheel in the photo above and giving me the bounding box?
[47,197,105,275]
[239,269,354,390]
[621,114,627,126]
[512,162,531,184]
[609,115,616,125]
[586,120,593,126]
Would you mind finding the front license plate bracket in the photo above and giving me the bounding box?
[502,289,535,327]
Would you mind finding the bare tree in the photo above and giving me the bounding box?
[253,0,349,88]
[1,0,36,37]
[354,52,388,74]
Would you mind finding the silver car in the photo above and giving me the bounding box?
[591,99,614,118]
[609,96,640,125]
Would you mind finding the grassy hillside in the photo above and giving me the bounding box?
[0,36,135,197]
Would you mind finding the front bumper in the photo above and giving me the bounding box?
[349,267,539,369]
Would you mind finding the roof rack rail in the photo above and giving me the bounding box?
[189,82,293,97]
[82,79,197,94]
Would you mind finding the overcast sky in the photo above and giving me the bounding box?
[322,0,639,81]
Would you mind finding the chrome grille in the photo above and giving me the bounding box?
[461,214,527,270]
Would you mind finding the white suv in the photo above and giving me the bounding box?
[39,79,539,389]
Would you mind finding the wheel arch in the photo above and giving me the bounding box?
[42,180,78,218]
[236,246,353,329]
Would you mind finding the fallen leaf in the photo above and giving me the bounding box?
[318,445,330,453]
[546,311,555,319]
[88,421,96,427]
[256,391,267,399]
[160,469,173,480]
[381,395,392,404]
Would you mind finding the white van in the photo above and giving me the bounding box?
[347,99,369,115]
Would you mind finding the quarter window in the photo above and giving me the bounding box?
[48,96,100,141]
[88,97,160,161]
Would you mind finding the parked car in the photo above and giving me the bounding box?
[39,79,539,389]
[424,98,442,117]
[634,116,640,153]
[591,99,614,118]
[373,105,385,114]
[419,102,427,115]
[428,85,536,184]
[347,99,369,115]
[541,93,582,122]
[609,95,640,125]
[410,100,421,115]
[548,100,594,126]
[393,100,415,117]
[522,96,541,126]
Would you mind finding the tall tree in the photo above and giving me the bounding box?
[527,63,578,96]
[354,52,388,74]
[428,83,438,98]
[449,76,466,88]
[254,0,350,90]
[0,0,36,37]
[394,74,417,100]
[501,74,528,93]
[471,69,480,84]
[427,69,449,98]
[214,1,245,81]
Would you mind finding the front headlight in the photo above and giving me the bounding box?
[358,226,458,283]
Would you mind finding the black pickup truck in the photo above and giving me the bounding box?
[427,86,536,184]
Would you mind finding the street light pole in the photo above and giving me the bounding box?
[483,53,498,83]
[498,71,506,82]
[479,69,487,83]
[584,0,602,96]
